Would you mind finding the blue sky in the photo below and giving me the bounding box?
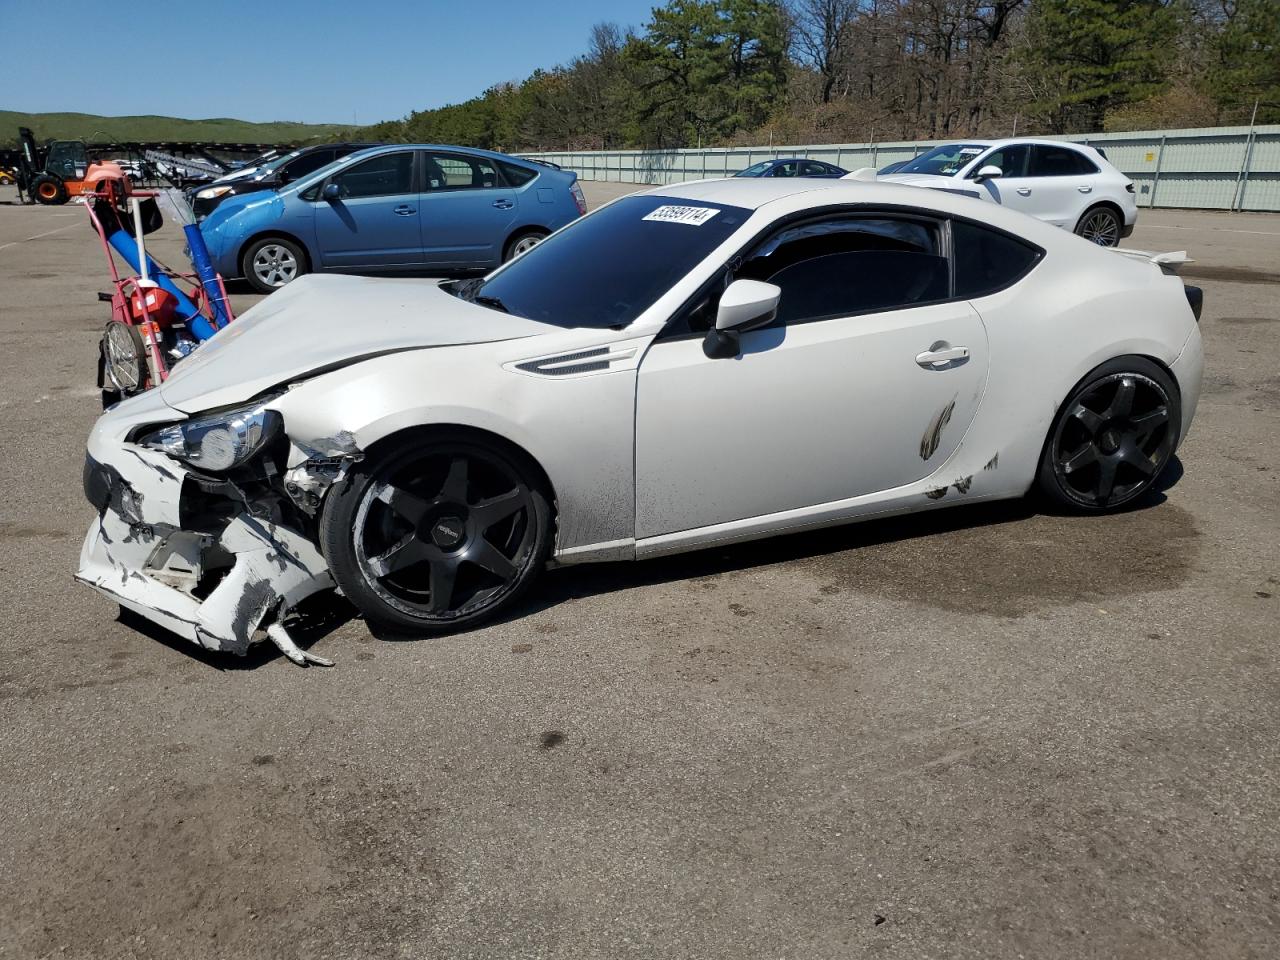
[0,0,657,125]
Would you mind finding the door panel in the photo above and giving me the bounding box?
[634,301,990,539]
[419,152,518,268]
[313,151,422,270]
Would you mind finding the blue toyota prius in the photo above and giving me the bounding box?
[198,145,588,293]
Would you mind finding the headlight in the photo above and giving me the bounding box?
[140,397,282,472]
[195,185,234,201]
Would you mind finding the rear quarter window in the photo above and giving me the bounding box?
[499,161,539,187]
[952,219,1043,298]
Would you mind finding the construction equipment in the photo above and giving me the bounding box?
[15,127,96,204]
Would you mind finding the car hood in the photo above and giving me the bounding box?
[877,173,988,200]
[199,189,281,234]
[876,173,957,188]
[160,274,558,412]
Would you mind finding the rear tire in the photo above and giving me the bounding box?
[1037,356,1180,513]
[242,236,307,294]
[1075,205,1122,246]
[33,174,68,205]
[503,229,547,262]
[320,434,553,635]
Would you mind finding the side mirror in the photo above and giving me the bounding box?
[703,279,781,359]
[322,182,342,201]
[974,164,1003,182]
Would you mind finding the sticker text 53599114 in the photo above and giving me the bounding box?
[642,205,721,226]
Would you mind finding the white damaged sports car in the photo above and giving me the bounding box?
[78,179,1204,664]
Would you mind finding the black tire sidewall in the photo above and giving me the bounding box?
[242,236,306,294]
[320,435,553,634]
[1037,355,1182,512]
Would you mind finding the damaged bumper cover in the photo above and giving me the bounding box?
[77,442,337,657]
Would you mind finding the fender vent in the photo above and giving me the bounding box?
[516,347,611,376]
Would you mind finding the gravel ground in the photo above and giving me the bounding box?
[0,181,1277,959]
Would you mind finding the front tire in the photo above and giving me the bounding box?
[1075,205,1123,246]
[242,236,307,293]
[321,435,553,635]
[1037,357,1180,512]
[33,174,68,205]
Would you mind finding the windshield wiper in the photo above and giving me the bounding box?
[473,295,509,314]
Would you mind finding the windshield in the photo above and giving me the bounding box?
[896,144,989,176]
[735,161,773,177]
[453,195,751,328]
[256,150,303,176]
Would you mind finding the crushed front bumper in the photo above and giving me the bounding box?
[76,445,333,656]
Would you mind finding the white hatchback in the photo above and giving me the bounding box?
[866,139,1138,246]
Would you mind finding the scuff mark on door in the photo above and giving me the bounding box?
[919,397,957,462]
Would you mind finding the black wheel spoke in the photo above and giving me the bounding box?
[369,532,430,577]
[1122,446,1157,476]
[375,482,432,526]
[428,560,458,612]
[467,537,517,580]
[471,488,527,529]
[441,457,469,503]
[1096,457,1119,502]
[1130,405,1168,441]
[1070,404,1103,435]
[1105,377,1135,419]
[1061,443,1098,474]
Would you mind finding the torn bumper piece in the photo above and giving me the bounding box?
[76,447,333,657]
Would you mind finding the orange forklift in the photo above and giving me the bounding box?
[15,126,97,204]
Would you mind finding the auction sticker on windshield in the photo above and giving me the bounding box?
[642,205,721,226]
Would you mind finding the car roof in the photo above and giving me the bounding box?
[345,143,541,165]
[637,177,1069,239]
[926,137,1099,152]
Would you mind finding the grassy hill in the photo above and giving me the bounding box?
[0,111,355,147]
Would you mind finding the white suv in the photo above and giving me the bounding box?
[864,139,1137,246]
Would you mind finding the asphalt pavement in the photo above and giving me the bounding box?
[0,182,1277,959]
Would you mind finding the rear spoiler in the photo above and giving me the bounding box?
[1111,248,1192,276]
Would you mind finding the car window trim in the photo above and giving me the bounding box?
[1028,144,1101,178]
[311,149,419,200]
[655,203,1045,342]
[421,149,509,192]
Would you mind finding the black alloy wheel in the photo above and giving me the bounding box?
[1040,358,1180,511]
[322,437,552,633]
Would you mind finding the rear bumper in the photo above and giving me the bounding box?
[1170,323,1204,446]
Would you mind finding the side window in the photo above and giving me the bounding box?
[952,219,1042,298]
[424,153,501,191]
[282,150,334,183]
[737,217,949,326]
[328,152,414,198]
[971,144,1029,178]
[1028,145,1098,177]
[772,161,800,178]
[801,161,828,176]
[499,160,538,187]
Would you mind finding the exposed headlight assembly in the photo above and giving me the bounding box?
[194,185,234,201]
[141,397,282,472]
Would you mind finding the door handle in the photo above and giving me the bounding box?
[916,345,970,368]
[492,199,514,209]
[394,205,416,216]
[1078,185,1093,193]
[1016,187,1032,196]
